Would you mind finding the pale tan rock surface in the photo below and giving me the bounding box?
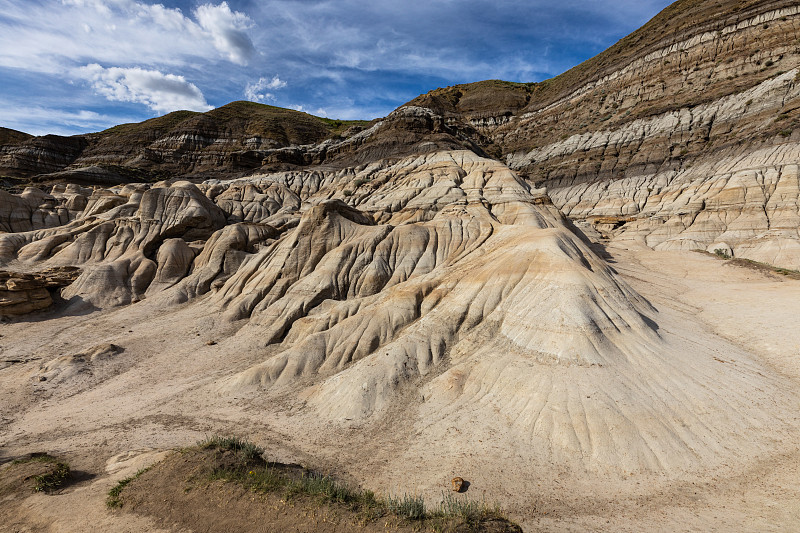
[0,150,799,532]
[0,266,79,315]
[1,2,800,531]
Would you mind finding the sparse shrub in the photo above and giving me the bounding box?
[353,178,367,187]
[13,455,71,493]
[34,461,70,493]
[765,60,775,67]
[779,129,793,137]
[343,190,354,196]
[713,248,731,259]
[436,491,500,520]
[286,473,360,505]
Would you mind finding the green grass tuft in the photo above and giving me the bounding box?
[12,455,71,493]
[385,493,426,520]
[199,435,264,462]
[107,466,153,508]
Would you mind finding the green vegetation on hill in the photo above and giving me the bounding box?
[96,102,371,144]
[98,110,201,136]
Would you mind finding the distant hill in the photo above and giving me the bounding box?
[0,101,371,185]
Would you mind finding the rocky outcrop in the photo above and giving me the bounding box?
[0,135,88,179]
[0,266,80,315]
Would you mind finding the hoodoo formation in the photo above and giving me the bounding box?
[2,0,800,531]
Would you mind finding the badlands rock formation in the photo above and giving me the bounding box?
[0,103,371,184]
[0,267,79,315]
[1,150,795,479]
[4,2,799,270]
[2,0,800,530]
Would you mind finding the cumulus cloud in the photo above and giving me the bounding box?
[244,76,287,102]
[195,2,256,65]
[78,64,213,113]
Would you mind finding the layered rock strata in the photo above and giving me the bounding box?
[0,152,794,479]
[0,266,79,315]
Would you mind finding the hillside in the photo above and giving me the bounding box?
[0,102,371,184]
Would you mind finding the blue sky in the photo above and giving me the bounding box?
[0,0,672,136]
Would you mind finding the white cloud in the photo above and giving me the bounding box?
[244,76,287,102]
[0,100,139,136]
[78,64,213,113]
[194,2,255,65]
[0,1,255,73]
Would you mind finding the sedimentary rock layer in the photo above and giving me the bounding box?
[0,151,795,482]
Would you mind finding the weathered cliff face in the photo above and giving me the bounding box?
[509,70,800,267]
[0,134,88,179]
[489,4,800,268]
[389,1,800,269]
[0,266,79,316]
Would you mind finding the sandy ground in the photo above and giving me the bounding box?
[1,240,799,532]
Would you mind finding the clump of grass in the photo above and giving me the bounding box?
[12,455,71,493]
[386,493,426,520]
[436,491,502,520]
[107,466,153,508]
[34,462,70,493]
[200,435,264,462]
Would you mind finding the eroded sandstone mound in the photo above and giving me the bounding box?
[1,151,794,485]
